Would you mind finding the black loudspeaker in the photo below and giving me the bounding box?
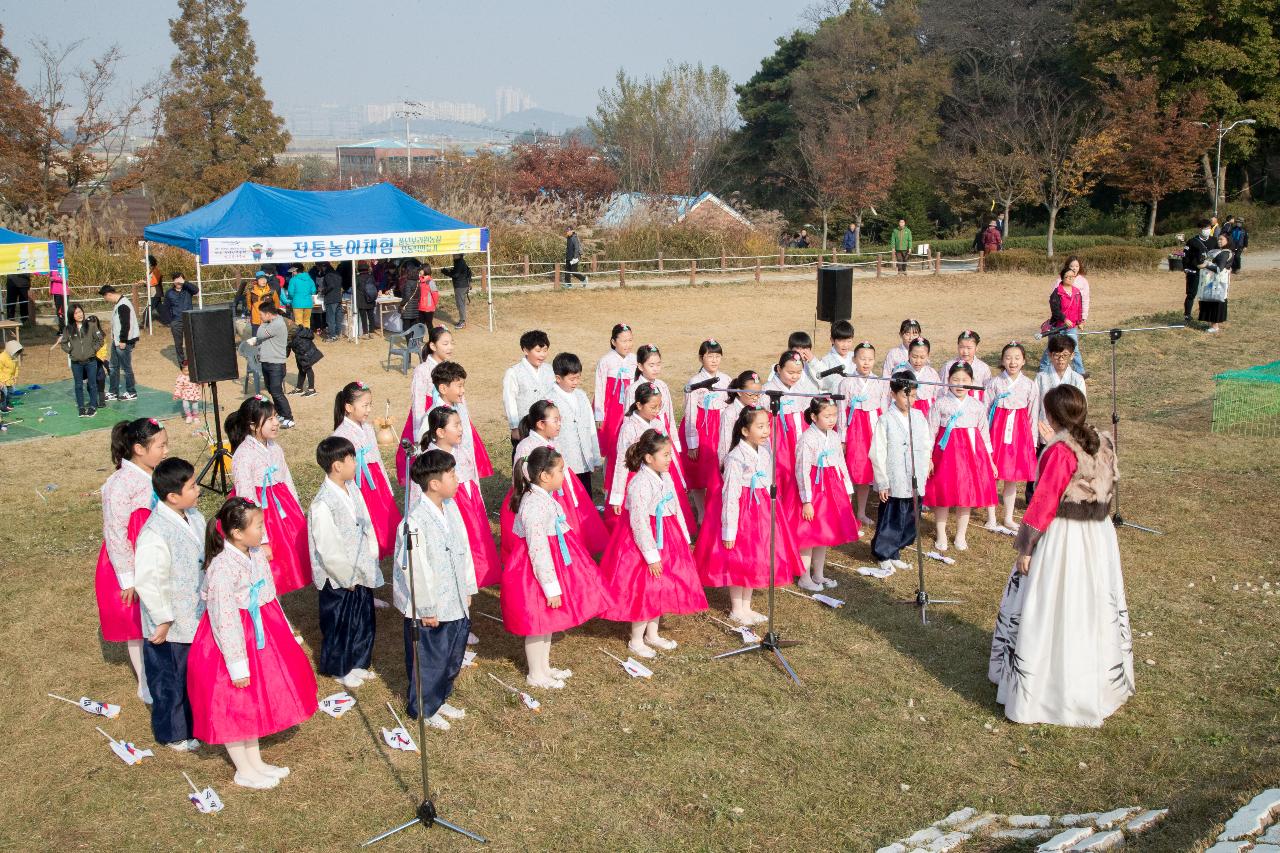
[183,306,239,384]
[816,264,853,322]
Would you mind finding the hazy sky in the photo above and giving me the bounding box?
[2,0,816,118]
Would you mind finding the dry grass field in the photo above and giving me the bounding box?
[0,267,1276,852]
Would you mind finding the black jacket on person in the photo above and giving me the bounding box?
[357,272,376,310]
[443,258,473,289]
[1183,234,1212,270]
[565,234,582,265]
[289,326,324,369]
[321,269,343,306]
[163,281,199,327]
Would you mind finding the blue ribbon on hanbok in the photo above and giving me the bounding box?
[259,465,287,519]
[355,446,377,490]
[893,361,909,373]
[655,492,675,548]
[778,399,794,433]
[616,369,628,403]
[552,511,572,565]
[248,578,267,650]
[987,391,1010,424]
[939,409,964,450]
[748,470,768,503]
[149,491,160,510]
[700,388,716,410]
[814,448,833,486]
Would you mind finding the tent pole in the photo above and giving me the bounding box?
[142,240,153,335]
[486,245,493,333]
[196,255,204,308]
[351,260,360,344]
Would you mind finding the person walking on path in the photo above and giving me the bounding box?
[1182,220,1214,322]
[842,223,858,253]
[163,273,199,366]
[442,254,473,328]
[981,219,1003,255]
[564,227,587,287]
[98,285,140,401]
[891,219,913,275]
[286,265,316,328]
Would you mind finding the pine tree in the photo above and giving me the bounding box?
[149,0,292,214]
[0,25,47,210]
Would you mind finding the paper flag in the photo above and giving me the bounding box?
[925,551,957,565]
[380,726,419,753]
[736,627,761,644]
[80,697,122,718]
[110,740,154,766]
[857,566,895,579]
[621,658,654,679]
[319,692,356,718]
[189,787,224,813]
[462,649,477,668]
[518,692,541,711]
[812,593,845,608]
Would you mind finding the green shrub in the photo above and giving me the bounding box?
[984,246,1169,275]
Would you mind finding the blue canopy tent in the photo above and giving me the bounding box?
[144,182,493,335]
[0,227,67,329]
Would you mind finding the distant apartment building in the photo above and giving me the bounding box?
[495,86,536,121]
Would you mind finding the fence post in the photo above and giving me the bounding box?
[978,251,985,273]
[689,258,697,286]
[658,251,664,273]
[934,251,941,275]
[522,254,529,276]
[778,247,785,270]
[554,263,562,286]
[619,261,626,288]
[720,251,727,271]
[131,282,141,313]
[591,254,599,273]
[754,260,761,283]
[481,265,488,301]
[875,256,882,277]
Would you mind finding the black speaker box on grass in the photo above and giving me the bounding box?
[183,306,239,384]
[817,264,853,322]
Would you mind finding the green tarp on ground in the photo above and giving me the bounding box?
[0,381,180,444]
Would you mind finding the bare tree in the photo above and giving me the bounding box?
[939,110,1037,234]
[790,115,901,250]
[1023,86,1108,257]
[29,38,161,202]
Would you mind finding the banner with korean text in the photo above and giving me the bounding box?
[198,227,489,266]
[0,240,56,276]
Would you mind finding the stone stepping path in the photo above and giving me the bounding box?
[876,806,1169,852]
[1205,790,1280,852]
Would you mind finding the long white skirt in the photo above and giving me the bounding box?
[989,517,1135,727]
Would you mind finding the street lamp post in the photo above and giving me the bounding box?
[396,100,428,177]
[1193,118,1256,217]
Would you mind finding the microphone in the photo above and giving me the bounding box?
[400,439,417,454]
[818,364,847,379]
[684,376,721,393]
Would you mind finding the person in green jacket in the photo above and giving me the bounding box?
[891,219,913,276]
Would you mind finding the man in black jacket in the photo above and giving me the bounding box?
[564,227,587,287]
[163,273,199,365]
[1183,219,1214,321]
[442,253,472,327]
[320,265,344,340]
[4,273,31,323]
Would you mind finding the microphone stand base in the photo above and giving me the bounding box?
[714,632,804,686]
[361,799,488,846]
[1112,513,1163,535]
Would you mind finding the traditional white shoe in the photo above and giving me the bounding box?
[729,612,755,626]
[628,641,658,659]
[166,739,197,752]
[233,771,279,790]
[438,703,467,720]
[747,611,769,625]
[337,672,365,689]
[351,668,376,681]
[260,763,290,779]
[549,667,573,680]
[891,559,911,571]
[525,674,566,690]
[954,538,969,551]
[426,713,451,731]
[138,685,153,705]
[819,577,839,589]
[796,576,823,592]
[466,631,479,645]
[935,539,949,553]
[646,636,678,651]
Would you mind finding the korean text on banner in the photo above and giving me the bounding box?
[0,242,53,276]
[199,228,489,266]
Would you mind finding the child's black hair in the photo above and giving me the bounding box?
[909,336,931,353]
[698,338,724,358]
[511,445,561,512]
[152,457,195,503]
[957,329,981,345]
[424,405,459,448]
[609,323,631,348]
[421,324,452,361]
[316,435,355,474]
[627,381,661,416]
[110,417,165,468]
[830,320,855,342]
[727,406,768,456]
[410,448,456,493]
[431,360,467,387]
[552,352,582,376]
[1046,333,1077,354]
[728,369,761,395]
[804,396,837,425]
[519,399,558,439]
[777,349,803,370]
[206,496,262,561]
[787,330,813,350]
[259,300,279,316]
[947,360,975,379]
[625,428,670,472]
[332,380,371,429]
[633,343,661,378]
[899,318,923,337]
[889,370,918,395]
[853,340,875,354]
[225,395,275,451]
[1001,341,1027,361]
[519,329,550,351]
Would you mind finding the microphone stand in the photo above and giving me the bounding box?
[363,442,487,846]
[856,372,980,625]
[712,386,836,686]
[1036,324,1185,535]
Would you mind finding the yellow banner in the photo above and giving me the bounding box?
[0,242,52,276]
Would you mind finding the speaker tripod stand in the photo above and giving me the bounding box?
[195,381,232,494]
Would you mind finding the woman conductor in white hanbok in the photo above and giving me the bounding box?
[989,385,1134,727]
